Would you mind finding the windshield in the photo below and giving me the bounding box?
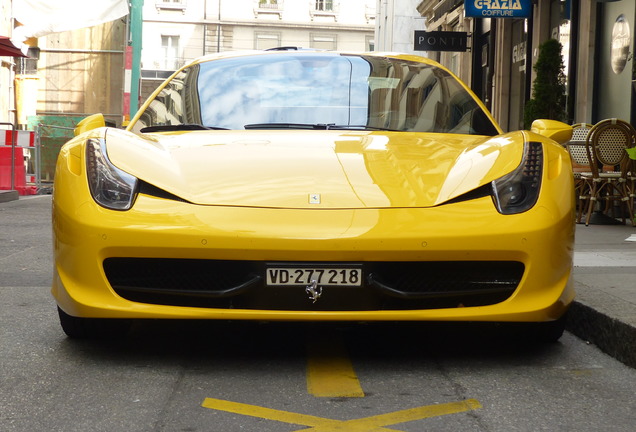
[132,53,499,135]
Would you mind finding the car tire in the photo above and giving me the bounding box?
[57,307,132,339]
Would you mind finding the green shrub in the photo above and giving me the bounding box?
[523,39,567,129]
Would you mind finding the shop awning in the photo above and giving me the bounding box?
[0,36,27,57]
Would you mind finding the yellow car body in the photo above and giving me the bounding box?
[52,50,575,339]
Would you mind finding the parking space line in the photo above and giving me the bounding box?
[202,398,340,429]
[201,397,482,431]
[323,399,483,431]
[306,334,365,397]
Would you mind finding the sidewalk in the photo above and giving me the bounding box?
[569,222,636,368]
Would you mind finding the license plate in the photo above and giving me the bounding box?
[265,266,363,287]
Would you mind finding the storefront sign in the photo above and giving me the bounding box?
[414,31,469,52]
[464,0,532,18]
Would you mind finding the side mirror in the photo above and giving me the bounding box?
[74,113,106,136]
[530,119,573,146]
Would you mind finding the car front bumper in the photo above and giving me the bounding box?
[52,190,575,323]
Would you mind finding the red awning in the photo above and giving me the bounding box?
[0,36,27,57]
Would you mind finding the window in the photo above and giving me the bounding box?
[310,34,337,50]
[315,0,333,11]
[161,35,180,70]
[17,48,40,74]
[366,36,375,52]
[310,0,337,20]
[255,32,281,50]
[156,0,186,11]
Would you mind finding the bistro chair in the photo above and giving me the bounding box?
[628,148,636,217]
[580,118,636,226]
[567,123,594,221]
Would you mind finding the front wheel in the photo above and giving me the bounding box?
[57,307,132,339]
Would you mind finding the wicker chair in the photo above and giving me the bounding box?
[580,118,636,226]
[567,123,594,221]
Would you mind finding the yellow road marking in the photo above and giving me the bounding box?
[304,399,482,432]
[201,397,482,432]
[306,334,365,397]
[202,398,338,428]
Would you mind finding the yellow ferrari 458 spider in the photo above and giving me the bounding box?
[52,49,575,340]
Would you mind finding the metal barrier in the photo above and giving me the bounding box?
[0,123,38,195]
[1,126,39,195]
[1,122,80,195]
[0,122,17,192]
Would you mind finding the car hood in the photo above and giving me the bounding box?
[106,128,524,209]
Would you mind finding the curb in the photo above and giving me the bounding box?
[0,190,19,203]
[567,301,636,369]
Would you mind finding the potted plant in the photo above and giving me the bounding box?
[524,39,567,129]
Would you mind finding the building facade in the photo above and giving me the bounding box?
[140,0,377,100]
[417,0,636,132]
[1,0,17,126]
[374,0,424,54]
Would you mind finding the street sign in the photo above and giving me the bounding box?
[464,0,532,19]
[414,31,469,52]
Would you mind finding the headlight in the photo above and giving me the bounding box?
[491,141,543,215]
[86,138,138,210]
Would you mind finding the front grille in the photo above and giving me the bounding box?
[104,258,524,311]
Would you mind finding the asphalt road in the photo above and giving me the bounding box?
[1,195,636,432]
